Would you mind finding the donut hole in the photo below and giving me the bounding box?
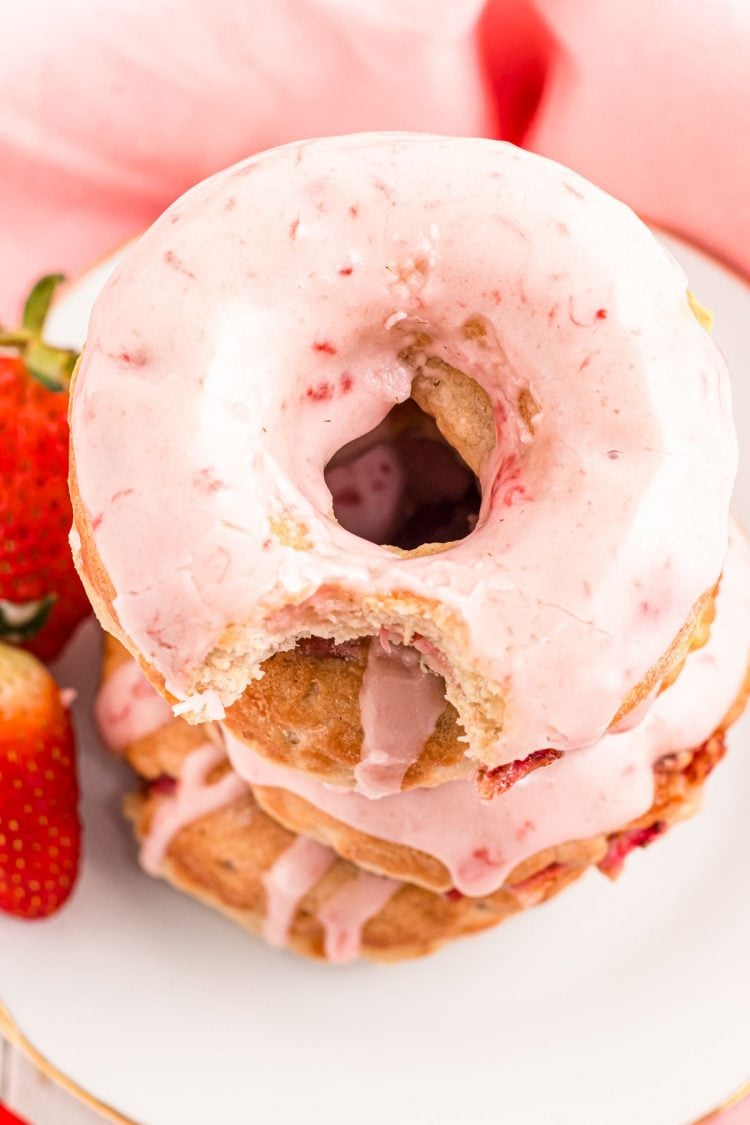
[324,399,481,550]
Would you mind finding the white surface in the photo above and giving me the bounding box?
[0,234,748,1125]
[1,1039,105,1124]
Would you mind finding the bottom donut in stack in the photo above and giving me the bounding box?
[95,526,750,963]
[96,638,592,962]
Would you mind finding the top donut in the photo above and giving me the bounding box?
[69,133,737,767]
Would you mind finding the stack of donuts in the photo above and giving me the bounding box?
[73,134,749,962]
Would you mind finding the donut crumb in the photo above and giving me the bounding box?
[269,514,312,551]
[518,388,541,434]
[462,316,488,340]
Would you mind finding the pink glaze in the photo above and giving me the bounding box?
[71,134,736,761]
[140,743,248,876]
[317,870,400,963]
[226,524,750,897]
[354,642,444,798]
[262,836,335,948]
[95,659,173,752]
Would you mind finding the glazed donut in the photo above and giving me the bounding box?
[71,133,736,767]
[128,785,559,963]
[246,730,731,891]
[98,638,591,961]
[223,521,750,894]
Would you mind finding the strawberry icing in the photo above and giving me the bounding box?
[354,641,445,798]
[225,524,750,897]
[262,836,335,948]
[140,743,248,875]
[317,870,400,963]
[95,658,173,751]
[71,134,736,762]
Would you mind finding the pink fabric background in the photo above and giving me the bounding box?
[2,0,750,322]
[0,0,493,320]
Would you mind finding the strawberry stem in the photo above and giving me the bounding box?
[25,342,77,392]
[0,274,78,391]
[0,329,32,347]
[22,273,66,336]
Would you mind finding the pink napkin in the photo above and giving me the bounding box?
[2,0,748,322]
[517,0,750,278]
[0,0,492,320]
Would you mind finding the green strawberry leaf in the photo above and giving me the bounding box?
[21,273,66,337]
[0,329,32,347]
[0,274,79,390]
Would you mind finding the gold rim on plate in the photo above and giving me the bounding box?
[0,1001,134,1124]
[1,991,748,1124]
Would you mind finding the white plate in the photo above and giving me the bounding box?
[1,234,748,1125]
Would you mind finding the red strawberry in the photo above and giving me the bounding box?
[597,820,668,880]
[0,275,91,662]
[0,641,80,918]
[0,1104,29,1125]
[476,747,564,800]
